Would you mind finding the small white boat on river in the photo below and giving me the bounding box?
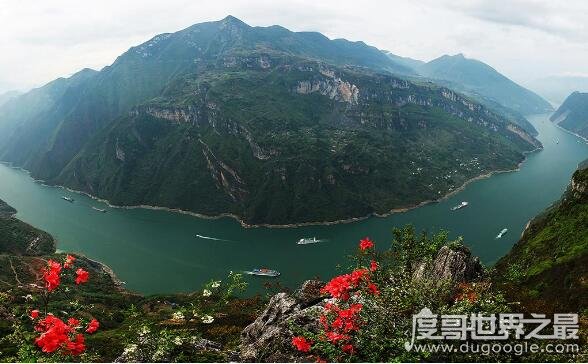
[496,228,508,239]
[451,201,469,211]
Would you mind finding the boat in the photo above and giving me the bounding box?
[92,207,107,213]
[61,196,74,203]
[496,228,508,239]
[245,268,280,277]
[451,201,469,211]
[297,237,321,245]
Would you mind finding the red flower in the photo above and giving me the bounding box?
[43,260,62,292]
[67,318,80,327]
[34,315,70,353]
[64,255,76,269]
[86,319,99,334]
[359,237,374,251]
[66,334,86,356]
[30,309,40,319]
[342,344,355,354]
[349,268,368,285]
[326,331,349,343]
[370,260,378,272]
[368,282,380,296]
[75,268,89,285]
[321,274,352,300]
[292,336,312,352]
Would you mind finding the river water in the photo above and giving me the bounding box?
[0,113,586,294]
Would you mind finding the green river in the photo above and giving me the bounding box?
[0,114,586,294]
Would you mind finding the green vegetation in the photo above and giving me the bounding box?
[0,199,54,256]
[57,56,537,225]
[0,198,585,362]
[0,17,540,225]
[0,200,261,362]
[494,165,588,311]
[550,92,588,139]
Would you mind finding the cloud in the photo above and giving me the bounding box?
[448,0,587,42]
[0,0,587,93]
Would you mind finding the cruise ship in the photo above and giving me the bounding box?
[297,237,321,245]
[451,201,468,211]
[245,268,280,277]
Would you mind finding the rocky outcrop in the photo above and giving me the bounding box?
[412,245,484,284]
[571,169,588,199]
[240,280,325,362]
[199,139,248,201]
[295,69,360,104]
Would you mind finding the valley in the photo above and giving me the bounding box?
[0,114,585,294]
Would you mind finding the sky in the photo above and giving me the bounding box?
[0,0,587,93]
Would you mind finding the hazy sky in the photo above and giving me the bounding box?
[0,0,587,93]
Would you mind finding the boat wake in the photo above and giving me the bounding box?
[195,234,232,242]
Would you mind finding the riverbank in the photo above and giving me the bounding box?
[1,150,539,229]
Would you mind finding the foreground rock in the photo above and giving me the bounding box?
[240,280,325,362]
[413,245,484,284]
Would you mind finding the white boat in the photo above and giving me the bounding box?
[496,228,508,239]
[245,268,280,277]
[451,201,469,211]
[92,207,107,213]
[62,196,74,203]
[297,237,321,245]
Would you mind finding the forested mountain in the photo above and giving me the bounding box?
[550,92,588,139]
[0,16,540,225]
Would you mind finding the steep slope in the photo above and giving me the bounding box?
[550,92,588,139]
[55,55,539,225]
[0,17,542,225]
[0,91,21,108]
[0,199,54,256]
[0,68,98,171]
[418,54,553,116]
[494,164,588,312]
[0,16,414,182]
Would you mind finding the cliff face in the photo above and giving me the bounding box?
[51,56,539,226]
[494,165,588,312]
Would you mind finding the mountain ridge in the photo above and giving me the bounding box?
[0,16,541,224]
[416,53,553,117]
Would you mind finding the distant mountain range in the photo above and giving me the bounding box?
[527,75,588,105]
[550,92,588,139]
[0,16,542,225]
[412,54,552,126]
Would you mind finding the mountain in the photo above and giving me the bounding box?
[0,16,415,182]
[494,163,588,311]
[527,75,588,105]
[382,50,424,70]
[0,16,540,225]
[417,54,553,117]
[0,91,21,108]
[550,92,588,139]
